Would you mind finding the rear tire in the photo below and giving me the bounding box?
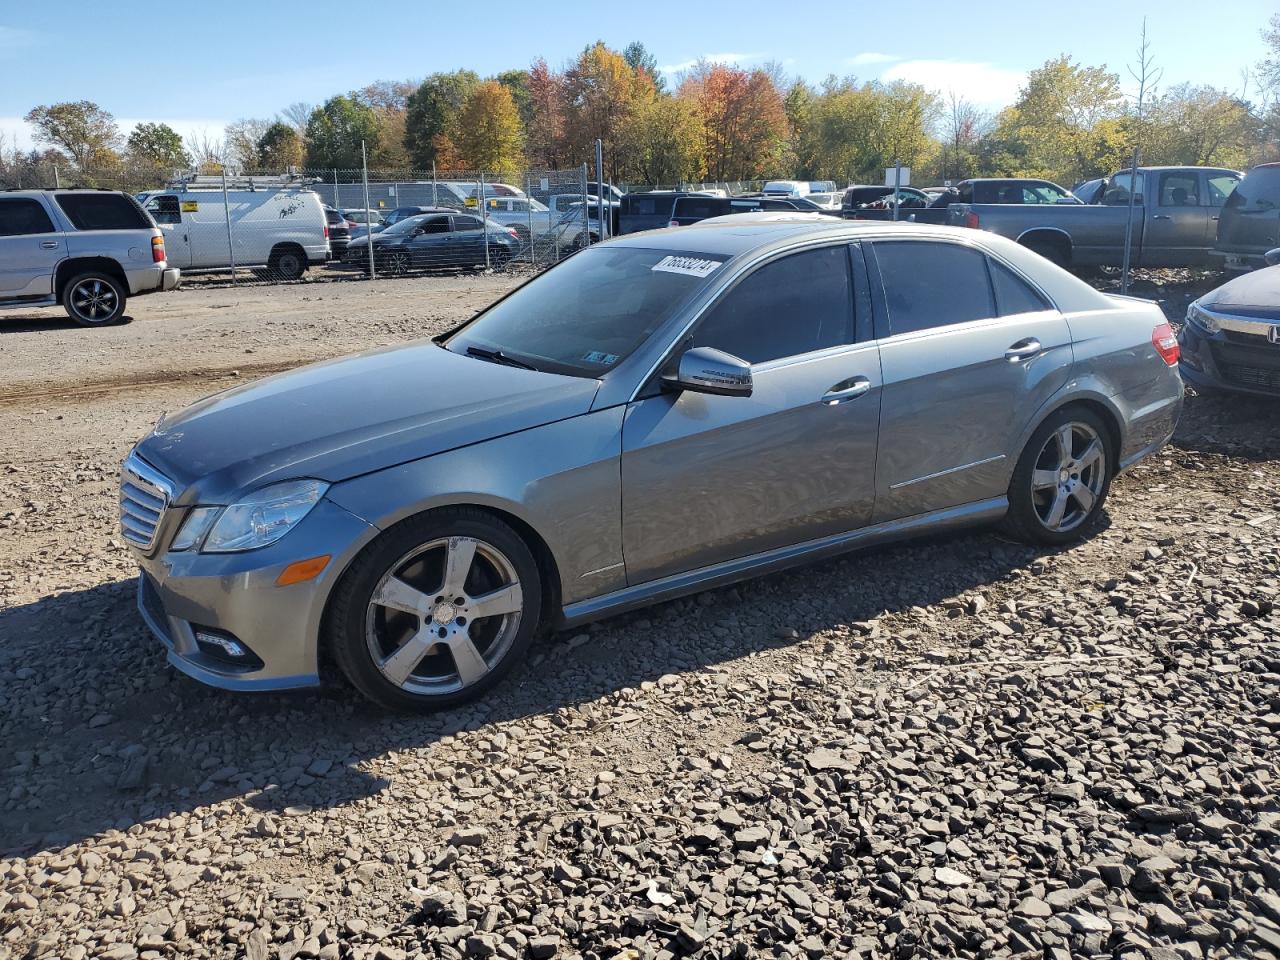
[269,246,307,281]
[1002,406,1113,546]
[326,508,542,712]
[63,272,127,327]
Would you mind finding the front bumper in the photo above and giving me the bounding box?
[1178,321,1280,397]
[133,498,378,691]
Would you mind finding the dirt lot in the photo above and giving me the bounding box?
[0,271,1278,960]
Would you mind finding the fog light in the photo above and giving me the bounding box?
[195,630,249,659]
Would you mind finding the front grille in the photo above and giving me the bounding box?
[1220,364,1280,393]
[120,453,173,551]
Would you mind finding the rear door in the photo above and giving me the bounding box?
[1143,170,1209,266]
[0,197,64,296]
[405,214,453,267]
[450,214,489,266]
[1217,166,1280,264]
[868,238,1073,523]
[1203,171,1240,244]
[621,243,881,582]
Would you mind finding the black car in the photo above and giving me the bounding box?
[667,195,829,227]
[340,211,520,274]
[324,206,351,258]
[1179,254,1280,397]
[1213,162,1280,272]
[618,192,703,234]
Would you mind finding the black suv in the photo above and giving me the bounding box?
[1213,162,1280,272]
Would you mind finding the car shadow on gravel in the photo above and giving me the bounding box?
[0,314,135,333]
[1172,388,1280,462]
[1,522,1095,857]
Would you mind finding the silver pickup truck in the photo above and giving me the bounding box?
[949,166,1242,269]
[0,189,179,327]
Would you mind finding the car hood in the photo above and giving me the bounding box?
[1199,265,1280,318]
[136,341,601,504]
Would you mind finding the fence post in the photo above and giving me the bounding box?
[432,163,437,207]
[480,170,491,270]
[361,141,376,280]
[220,166,237,285]
[580,163,590,248]
[53,164,60,189]
[333,168,338,212]
[595,139,607,240]
[1120,148,1140,296]
[525,171,535,269]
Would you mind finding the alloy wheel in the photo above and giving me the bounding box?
[69,278,118,323]
[386,252,410,276]
[364,536,523,695]
[1030,421,1106,533]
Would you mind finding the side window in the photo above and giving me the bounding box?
[419,216,452,234]
[1205,174,1239,207]
[145,196,181,225]
[1159,173,1199,207]
[691,246,854,364]
[989,259,1051,316]
[874,241,995,335]
[451,215,482,231]
[1104,172,1144,205]
[0,198,56,236]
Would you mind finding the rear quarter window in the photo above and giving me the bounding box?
[1225,167,1280,211]
[673,197,727,219]
[55,193,151,230]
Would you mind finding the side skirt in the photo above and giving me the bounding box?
[559,496,1009,629]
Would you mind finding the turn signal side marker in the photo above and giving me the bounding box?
[276,555,331,586]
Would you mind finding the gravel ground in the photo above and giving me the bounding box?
[1,269,1278,960]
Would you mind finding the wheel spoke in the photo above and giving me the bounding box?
[448,632,489,686]
[1044,489,1069,529]
[380,627,435,686]
[1076,439,1104,474]
[1053,424,1074,465]
[440,538,477,598]
[1070,483,1095,512]
[372,576,431,617]
[468,582,522,620]
[1032,468,1058,490]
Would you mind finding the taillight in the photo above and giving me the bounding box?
[323,223,330,239]
[506,227,519,238]
[964,211,980,229]
[1152,322,1180,366]
[151,235,165,263]
[668,220,679,227]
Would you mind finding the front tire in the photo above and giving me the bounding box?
[1003,406,1113,545]
[326,508,542,712]
[63,272,127,327]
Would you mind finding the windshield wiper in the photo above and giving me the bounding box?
[465,345,539,371]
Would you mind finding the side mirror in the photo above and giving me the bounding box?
[662,346,753,397]
[1264,248,1280,267]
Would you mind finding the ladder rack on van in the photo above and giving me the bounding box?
[165,173,322,192]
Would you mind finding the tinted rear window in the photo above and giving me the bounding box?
[624,195,671,217]
[1225,166,1280,210]
[673,197,728,219]
[55,193,151,230]
[990,259,1050,315]
[874,241,995,335]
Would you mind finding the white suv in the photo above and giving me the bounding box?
[0,190,179,327]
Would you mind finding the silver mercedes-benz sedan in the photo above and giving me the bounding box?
[122,220,1183,711]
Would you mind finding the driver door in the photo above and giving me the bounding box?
[406,214,453,268]
[621,244,881,584]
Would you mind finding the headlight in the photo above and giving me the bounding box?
[171,506,220,551]
[1187,302,1220,334]
[201,479,329,553]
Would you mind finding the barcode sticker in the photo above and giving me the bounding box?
[652,255,723,278]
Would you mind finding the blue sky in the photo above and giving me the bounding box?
[1,0,1274,151]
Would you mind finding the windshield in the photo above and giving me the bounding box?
[445,246,725,377]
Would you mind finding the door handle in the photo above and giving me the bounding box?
[1210,216,1220,221]
[822,376,871,405]
[1004,338,1042,362]
[40,240,59,249]
[1152,214,1172,220]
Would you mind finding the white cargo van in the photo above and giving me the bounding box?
[136,176,329,279]
[762,180,811,198]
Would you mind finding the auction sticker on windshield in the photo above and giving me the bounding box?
[652,255,724,278]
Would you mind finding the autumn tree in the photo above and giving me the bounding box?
[623,42,664,93]
[305,96,380,169]
[453,81,524,175]
[126,122,190,172]
[224,118,271,169]
[1144,85,1258,168]
[563,42,650,179]
[24,100,120,170]
[941,92,991,181]
[624,95,705,184]
[525,59,568,168]
[257,121,304,169]
[680,65,790,180]
[988,56,1126,183]
[404,71,479,168]
[354,81,414,168]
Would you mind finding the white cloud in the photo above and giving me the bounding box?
[881,59,1026,109]
[659,52,763,74]
[846,52,898,66]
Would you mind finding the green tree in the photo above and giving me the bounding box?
[257,121,304,169]
[224,118,271,169]
[1144,85,1258,168]
[623,41,664,92]
[453,81,525,175]
[304,96,380,169]
[495,69,534,128]
[126,122,190,170]
[24,100,120,170]
[404,70,480,168]
[624,94,705,184]
[1259,13,1280,97]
